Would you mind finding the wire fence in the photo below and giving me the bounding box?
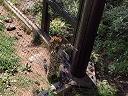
[0,4,51,95]
[9,0,79,44]
[10,0,41,25]
[11,0,97,83]
[7,0,80,64]
[2,0,80,88]
[0,0,98,95]
[6,0,80,88]
[7,0,96,83]
[5,0,81,85]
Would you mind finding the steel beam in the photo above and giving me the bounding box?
[71,0,106,78]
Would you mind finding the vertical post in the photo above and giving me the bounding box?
[72,0,85,45]
[33,0,50,45]
[41,0,50,35]
[71,0,106,78]
[76,0,86,30]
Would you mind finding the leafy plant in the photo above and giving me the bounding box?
[94,0,128,76]
[97,80,117,96]
[31,1,42,15]
[22,63,32,73]
[0,16,19,72]
[0,0,3,4]
[15,76,34,88]
[0,73,13,95]
[62,0,79,16]
[49,18,69,36]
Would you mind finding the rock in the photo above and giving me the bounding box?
[34,81,40,86]
[28,55,35,63]
[17,32,23,37]
[28,54,44,64]
[43,58,47,63]
[43,63,48,74]
[38,90,49,96]
[50,84,56,91]
[6,24,16,31]
[4,18,13,23]
[86,62,96,85]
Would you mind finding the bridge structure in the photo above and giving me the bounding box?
[4,0,106,95]
[40,0,106,95]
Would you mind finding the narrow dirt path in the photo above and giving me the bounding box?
[0,5,50,96]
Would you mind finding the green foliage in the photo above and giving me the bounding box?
[48,90,55,96]
[0,73,34,95]
[108,61,128,76]
[0,0,3,4]
[15,76,34,88]
[0,16,19,72]
[62,0,79,16]
[31,1,42,15]
[49,18,69,36]
[10,0,20,5]
[21,63,32,73]
[95,0,128,76]
[0,73,11,95]
[0,72,18,95]
[98,80,117,96]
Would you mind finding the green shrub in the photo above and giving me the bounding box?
[97,80,117,96]
[95,1,128,76]
[31,1,42,15]
[0,16,19,72]
[62,0,79,16]
[49,18,69,36]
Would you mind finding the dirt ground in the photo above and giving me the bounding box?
[2,1,128,96]
[0,5,50,96]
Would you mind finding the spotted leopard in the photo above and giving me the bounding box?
[47,36,62,83]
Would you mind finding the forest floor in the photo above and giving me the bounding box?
[0,4,50,96]
[1,0,128,96]
[0,2,97,96]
